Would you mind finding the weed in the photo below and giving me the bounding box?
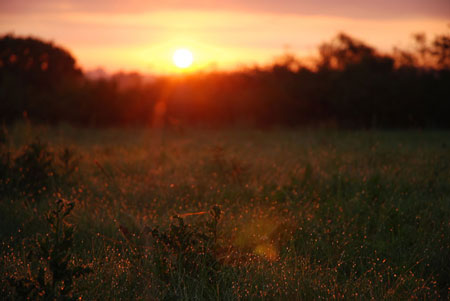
[13,139,55,203]
[57,147,79,180]
[209,146,249,185]
[6,199,92,300]
[0,139,79,204]
[140,206,227,299]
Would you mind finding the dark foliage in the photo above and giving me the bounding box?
[0,137,79,203]
[147,206,225,299]
[0,35,83,123]
[1,31,449,128]
[6,199,92,300]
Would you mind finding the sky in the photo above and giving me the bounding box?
[1,0,449,74]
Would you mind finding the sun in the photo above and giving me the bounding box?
[173,48,193,69]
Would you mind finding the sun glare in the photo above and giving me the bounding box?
[173,48,193,69]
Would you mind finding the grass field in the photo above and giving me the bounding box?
[1,124,449,299]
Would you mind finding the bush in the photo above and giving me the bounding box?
[0,138,79,204]
[122,205,232,299]
[6,199,92,300]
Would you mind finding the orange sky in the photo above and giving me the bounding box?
[1,1,449,74]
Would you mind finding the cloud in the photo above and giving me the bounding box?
[1,0,450,19]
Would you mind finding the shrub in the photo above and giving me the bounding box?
[7,199,92,300]
[0,138,79,203]
[125,206,230,299]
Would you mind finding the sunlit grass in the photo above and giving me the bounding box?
[1,124,449,299]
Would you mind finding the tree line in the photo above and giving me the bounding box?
[1,31,449,128]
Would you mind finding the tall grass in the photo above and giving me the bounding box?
[1,124,449,299]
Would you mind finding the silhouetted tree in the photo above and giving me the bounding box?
[430,33,450,69]
[0,34,83,123]
[0,32,449,128]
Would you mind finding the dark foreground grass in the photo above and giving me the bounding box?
[1,124,449,299]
